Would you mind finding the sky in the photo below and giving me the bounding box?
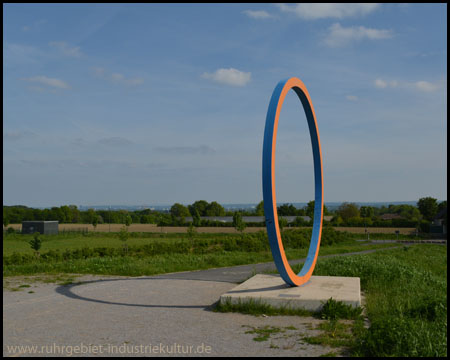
[3,3,447,208]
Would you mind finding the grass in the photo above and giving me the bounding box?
[217,244,447,357]
[243,325,284,342]
[303,320,356,348]
[3,274,82,291]
[3,228,444,357]
[2,228,423,256]
[215,297,314,317]
[3,228,400,277]
[295,244,447,357]
[216,297,360,320]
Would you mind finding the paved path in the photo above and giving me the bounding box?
[156,245,404,283]
[3,245,405,357]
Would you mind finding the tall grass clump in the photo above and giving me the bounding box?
[294,245,447,357]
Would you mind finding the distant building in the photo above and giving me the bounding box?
[430,207,447,235]
[22,221,59,235]
[182,215,333,224]
[380,213,404,221]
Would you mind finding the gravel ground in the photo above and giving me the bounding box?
[3,274,339,357]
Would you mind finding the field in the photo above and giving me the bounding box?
[3,228,403,277]
[221,244,447,357]
[3,227,446,357]
[4,223,417,234]
[306,245,447,357]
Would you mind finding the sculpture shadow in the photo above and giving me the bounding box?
[55,276,227,311]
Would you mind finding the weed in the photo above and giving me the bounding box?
[319,351,338,357]
[318,298,363,320]
[244,325,283,342]
[303,320,354,348]
[214,298,314,317]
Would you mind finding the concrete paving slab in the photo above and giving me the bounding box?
[220,274,361,311]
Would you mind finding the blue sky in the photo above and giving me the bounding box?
[3,3,447,207]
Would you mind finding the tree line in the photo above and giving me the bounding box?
[3,197,446,231]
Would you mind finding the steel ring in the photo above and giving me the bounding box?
[262,77,324,287]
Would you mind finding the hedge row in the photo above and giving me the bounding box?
[4,227,350,265]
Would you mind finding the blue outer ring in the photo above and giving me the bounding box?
[262,78,323,287]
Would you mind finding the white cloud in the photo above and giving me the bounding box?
[112,73,144,86]
[389,80,399,88]
[49,41,82,57]
[375,79,397,88]
[346,95,358,101]
[375,79,387,88]
[414,81,440,93]
[111,73,125,81]
[91,67,144,86]
[124,78,144,86]
[202,68,251,87]
[325,23,393,47]
[375,78,442,92]
[4,43,43,66]
[21,19,47,32]
[277,3,380,19]
[22,75,70,89]
[242,10,272,19]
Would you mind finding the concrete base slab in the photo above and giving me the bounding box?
[220,274,361,312]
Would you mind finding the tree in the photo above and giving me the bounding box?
[86,208,97,225]
[233,212,247,235]
[118,226,129,254]
[188,200,209,217]
[293,216,308,226]
[278,203,297,216]
[337,203,360,221]
[305,201,315,218]
[170,203,191,219]
[360,206,375,218]
[417,197,438,221]
[60,205,73,224]
[157,213,171,231]
[50,207,65,223]
[205,201,225,216]
[331,215,344,226]
[29,232,42,258]
[278,216,288,231]
[304,200,328,219]
[92,215,99,230]
[3,210,9,227]
[255,201,264,216]
[192,209,201,227]
[437,200,447,214]
[69,205,81,223]
[125,214,132,227]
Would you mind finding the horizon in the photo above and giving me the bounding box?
[4,199,445,211]
[4,4,447,206]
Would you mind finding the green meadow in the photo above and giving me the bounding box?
[3,227,399,276]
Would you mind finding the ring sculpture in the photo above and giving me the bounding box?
[262,77,323,287]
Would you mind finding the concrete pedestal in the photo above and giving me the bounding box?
[220,274,361,312]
